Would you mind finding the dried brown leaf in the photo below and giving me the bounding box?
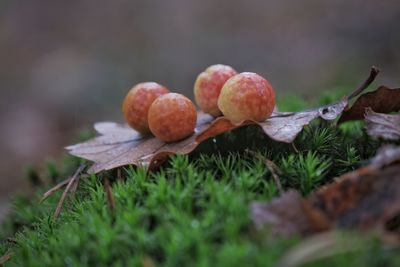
[251,191,327,236]
[339,86,400,123]
[309,164,400,230]
[371,145,400,168]
[251,146,400,237]
[67,68,380,173]
[197,100,348,144]
[67,113,215,173]
[365,108,400,141]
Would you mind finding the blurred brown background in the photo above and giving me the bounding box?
[0,0,399,219]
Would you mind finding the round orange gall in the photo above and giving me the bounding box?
[122,82,169,134]
[148,93,197,142]
[194,64,237,117]
[217,72,276,123]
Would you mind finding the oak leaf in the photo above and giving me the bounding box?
[67,113,215,173]
[67,68,381,174]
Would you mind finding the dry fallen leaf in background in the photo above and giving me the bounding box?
[370,145,400,168]
[251,145,400,237]
[67,68,382,174]
[338,85,400,123]
[251,190,326,237]
[365,108,400,141]
[308,164,399,230]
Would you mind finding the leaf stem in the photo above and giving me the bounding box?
[348,66,380,99]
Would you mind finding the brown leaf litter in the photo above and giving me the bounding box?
[67,67,386,174]
[365,108,400,141]
[251,145,400,238]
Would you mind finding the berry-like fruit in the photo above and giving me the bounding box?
[148,93,197,142]
[217,72,275,123]
[194,64,237,117]
[122,82,169,134]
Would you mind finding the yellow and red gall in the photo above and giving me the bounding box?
[148,93,197,142]
[218,72,276,123]
[194,64,237,117]
[122,82,169,134]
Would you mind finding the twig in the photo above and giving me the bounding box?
[265,160,284,194]
[41,165,86,203]
[53,165,85,219]
[53,176,75,219]
[244,149,284,194]
[70,173,85,197]
[104,177,115,214]
[348,66,380,100]
[40,178,71,203]
[0,251,14,265]
[117,168,122,180]
[291,143,299,153]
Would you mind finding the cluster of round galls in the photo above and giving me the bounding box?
[123,83,196,142]
[123,64,276,142]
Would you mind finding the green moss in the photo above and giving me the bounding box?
[1,94,397,266]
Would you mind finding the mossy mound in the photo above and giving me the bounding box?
[1,93,399,267]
